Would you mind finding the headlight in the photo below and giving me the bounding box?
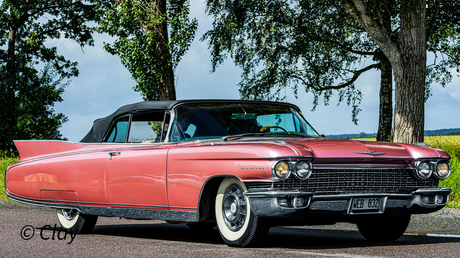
[435,161,451,180]
[273,161,290,180]
[415,161,432,180]
[294,161,312,180]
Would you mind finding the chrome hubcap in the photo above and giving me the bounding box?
[222,184,247,231]
[61,209,78,220]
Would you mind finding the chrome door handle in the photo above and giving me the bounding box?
[108,152,121,160]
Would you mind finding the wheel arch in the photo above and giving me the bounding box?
[196,175,243,223]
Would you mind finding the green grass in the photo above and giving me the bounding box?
[426,136,460,208]
[0,156,19,202]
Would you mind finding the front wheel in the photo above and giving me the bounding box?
[56,208,98,234]
[215,177,269,247]
[357,214,411,241]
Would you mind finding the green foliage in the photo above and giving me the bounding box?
[0,0,99,154]
[425,1,460,100]
[0,155,19,202]
[203,0,460,126]
[429,138,460,204]
[202,0,387,124]
[95,0,197,100]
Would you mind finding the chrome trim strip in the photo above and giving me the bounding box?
[10,144,172,169]
[312,167,414,170]
[198,140,293,146]
[313,193,413,201]
[268,156,313,159]
[413,187,452,195]
[7,194,197,222]
[6,192,196,211]
[353,151,386,156]
[418,156,450,159]
[245,190,314,198]
[7,195,82,212]
[79,206,196,222]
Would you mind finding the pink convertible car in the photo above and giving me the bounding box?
[6,100,452,247]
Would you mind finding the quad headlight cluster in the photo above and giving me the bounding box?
[414,160,451,180]
[272,160,313,181]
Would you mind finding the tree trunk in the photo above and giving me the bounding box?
[376,2,393,142]
[376,56,393,142]
[150,0,176,101]
[392,0,426,143]
[3,24,18,151]
[342,0,427,143]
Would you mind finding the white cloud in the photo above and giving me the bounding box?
[425,71,460,130]
[448,89,460,101]
[447,74,460,101]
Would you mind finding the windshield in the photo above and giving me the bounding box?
[169,103,319,142]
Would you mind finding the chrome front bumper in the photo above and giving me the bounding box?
[245,187,452,218]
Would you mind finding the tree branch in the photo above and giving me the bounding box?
[34,24,69,40]
[320,63,380,90]
[324,38,377,56]
[426,0,441,40]
[288,63,380,91]
[341,0,400,65]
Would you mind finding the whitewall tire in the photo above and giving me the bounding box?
[215,177,268,247]
[56,208,98,234]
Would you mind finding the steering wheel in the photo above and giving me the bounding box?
[261,126,287,132]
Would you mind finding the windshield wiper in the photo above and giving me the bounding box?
[221,132,318,141]
[272,132,319,138]
[221,133,268,141]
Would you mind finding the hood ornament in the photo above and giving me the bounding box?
[353,151,385,156]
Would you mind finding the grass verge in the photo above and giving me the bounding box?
[426,136,460,207]
[0,156,19,202]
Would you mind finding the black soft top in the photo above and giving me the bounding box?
[80,99,300,143]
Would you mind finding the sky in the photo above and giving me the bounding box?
[51,1,460,142]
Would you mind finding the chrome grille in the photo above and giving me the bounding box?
[246,168,439,195]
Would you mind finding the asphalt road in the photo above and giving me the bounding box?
[1,205,459,258]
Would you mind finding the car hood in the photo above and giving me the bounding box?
[282,137,450,160]
[199,137,450,162]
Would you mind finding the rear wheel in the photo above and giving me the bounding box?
[215,177,268,247]
[56,208,98,234]
[357,214,411,241]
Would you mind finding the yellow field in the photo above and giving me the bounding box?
[354,135,460,145]
[425,135,460,146]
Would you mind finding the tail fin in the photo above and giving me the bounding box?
[14,140,86,160]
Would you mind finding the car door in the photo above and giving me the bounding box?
[103,111,169,208]
[105,147,169,208]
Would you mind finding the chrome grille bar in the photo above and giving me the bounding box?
[246,168,439,195]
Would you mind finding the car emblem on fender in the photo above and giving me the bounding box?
[353,151,386,156]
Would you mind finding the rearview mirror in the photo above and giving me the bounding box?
[231,113,257,120]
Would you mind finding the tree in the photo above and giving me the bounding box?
[0,0,100,153]
[203,0,460,143]
[343,0,460,143]
[95,0,197,100]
